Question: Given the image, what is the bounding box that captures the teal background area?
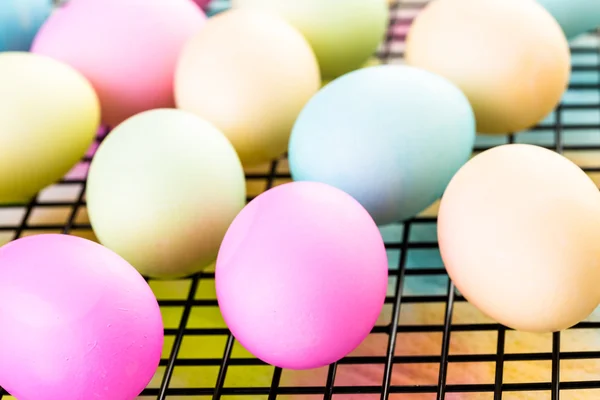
[0,0,53,51]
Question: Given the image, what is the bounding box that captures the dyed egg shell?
[0,234,164,400]
[192,0,211,9]
[175,9,320,166]
[0,52,99,204]
[405,0,570,134]
[438,144,600,333]
[0,0,53,51]
[87,109,246,279]
[31,0,206,127]
[216,181,388,370]
[231,0,389,79]
[288,65,476,226]
[536,0,600,40]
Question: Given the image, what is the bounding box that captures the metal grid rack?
[2,0,600,399]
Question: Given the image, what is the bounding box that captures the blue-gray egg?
[288,65,476,226]
[536,0,600,40]
[0,0,53,52]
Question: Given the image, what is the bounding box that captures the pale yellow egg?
[0,52,100,204]
[405,0,570,134]
[174,9,321,166]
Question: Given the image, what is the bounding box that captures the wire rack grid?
[3,0,600,399]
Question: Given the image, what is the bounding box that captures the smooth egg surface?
[0,234,164,400]
[216,181,388,370]
[405,0,571,134]
[175,8,321,166]
[86,109,246,279]
[536,0,600,40]
[438,144,600,333]
[0,51,99,204]
[31,0,206,127]
[289,65,476,226]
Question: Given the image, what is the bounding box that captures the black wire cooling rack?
[3,1,600,399]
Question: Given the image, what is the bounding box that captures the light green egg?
[86,109,246,279]
[0,52,100,204]
[231,0,389,79]
[536,0,600,40]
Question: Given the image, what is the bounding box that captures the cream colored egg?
[174,8,321,166]
[438,144,600,333]
[86,109,247,279]
[0,52,100,204]
[405,0,570,134]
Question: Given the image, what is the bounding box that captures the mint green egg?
[536,0,600,40]
[231,0,389,79]
[86,109,246,279]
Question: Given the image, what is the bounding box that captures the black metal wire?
[323,363,338,400]
[212,334,235,400]
[552,332,561,400]
[380,222,411,400]
[436,281,456,400]
[494,327,506,400]
[155,276,201,400]
[267,368,282,400]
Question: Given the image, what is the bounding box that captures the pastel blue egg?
[288,65,476,226]
[0,0,53,52]
[536,0,600,40]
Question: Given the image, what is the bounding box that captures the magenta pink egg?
[216,181,388,370]
[192,0,211,9]
[31,0,206,127]
[0,234,164,400]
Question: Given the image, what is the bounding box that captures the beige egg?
[174,9,321,166]
[404,0,570,134]
[438,144,600,333]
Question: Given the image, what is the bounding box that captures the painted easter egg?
[405,0,570,134]
[32,0,206,127]
[0,52,99,204]
[438,144,600,333]
[536,0,600,40]
[0,234,164,400]
[86,109,246,279]
[216,181,388,369]
[175,8,321,166]
[289,65,476,225]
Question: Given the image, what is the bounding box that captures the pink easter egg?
[216,181,388,370]
[0,234,164,400]
[192,0,211,9]
[31,0,206,127]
